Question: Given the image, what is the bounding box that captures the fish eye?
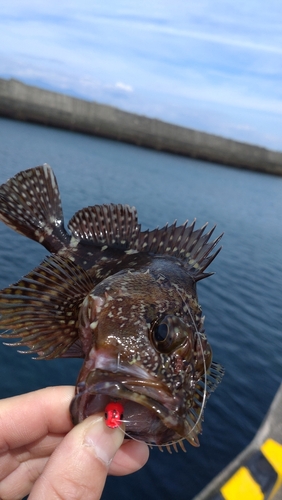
[154,323,168,342]
[151,321,172,353]
[150,316,190,354]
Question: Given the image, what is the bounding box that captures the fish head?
[70,264,218,448]
[0,166,224,450]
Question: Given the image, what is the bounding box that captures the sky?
[1,0,282,150]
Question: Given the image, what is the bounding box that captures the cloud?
[0,0,282,149]
[159,28,282,55]
[114,82,133,92]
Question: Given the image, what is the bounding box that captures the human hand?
[0,386,149,499]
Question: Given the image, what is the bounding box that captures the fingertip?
[29,414,125,500]
[109,440,150,476]
[83,415,125,466]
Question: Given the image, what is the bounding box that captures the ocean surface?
[0,116,281,499]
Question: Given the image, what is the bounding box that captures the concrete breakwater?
[1,78,282,176]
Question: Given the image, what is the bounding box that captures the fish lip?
[71,369,186,440]
[82,350,182,419]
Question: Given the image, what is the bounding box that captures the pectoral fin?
[0,255,94,359]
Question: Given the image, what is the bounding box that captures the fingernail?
[83,415,124,466]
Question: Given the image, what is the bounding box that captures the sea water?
[0,117,281,499]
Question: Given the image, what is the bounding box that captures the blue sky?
[1,0,282,150]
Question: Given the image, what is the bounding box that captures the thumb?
[29,414,124,500]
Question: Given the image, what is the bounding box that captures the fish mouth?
[70,369,199,446]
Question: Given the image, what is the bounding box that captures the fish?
[0,164,224,450]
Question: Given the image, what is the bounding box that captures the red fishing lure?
[105,402,124,428]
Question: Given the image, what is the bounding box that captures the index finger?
[0,386,75,452]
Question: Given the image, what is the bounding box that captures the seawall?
[1,78,282,176]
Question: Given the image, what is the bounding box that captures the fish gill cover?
[0,164,224,451]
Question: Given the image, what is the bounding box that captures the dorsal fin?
[68,204,141,250]
[0,164,70,252]
[69,207,222,279]
[135,221,223,280]
[0,255,94,359]
[0,166,222,278]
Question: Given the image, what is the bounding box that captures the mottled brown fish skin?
[0,164,224,450]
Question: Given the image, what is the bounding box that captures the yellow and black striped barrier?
[208,439,282,500]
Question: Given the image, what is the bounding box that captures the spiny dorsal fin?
[0,255,94,359]
[135,221,223,280]
[68,207,222,278]
[0,165,70,252]
[68,204,140,250]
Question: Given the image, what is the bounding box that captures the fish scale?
[0,164,224,448]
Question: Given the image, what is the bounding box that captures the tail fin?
[0,164,70,252]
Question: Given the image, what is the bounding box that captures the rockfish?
[0,165,224,450]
